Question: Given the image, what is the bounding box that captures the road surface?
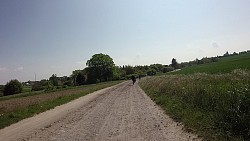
[0,81,200,141]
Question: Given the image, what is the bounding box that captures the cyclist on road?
[131,75,136,85]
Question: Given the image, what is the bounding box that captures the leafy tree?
[71,70,82,86]
[76,72,85,86]
[32,83,44,91]
[86,53,115,82]
[86,67,97,84]
[31,79,51,91]
[224,51,229,56]
[3,79,23,96]
[63,77,73,86]
[123,65,135,75]
[171,58,179,69]
[112,66,123,80]
[150,64,163,72]
[49,74,58,86]
[147,69,157,76]
[45,81,54,91]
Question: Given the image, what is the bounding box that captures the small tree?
[49,74,58,86]
[171,58,180,69]
[224,51,229,56]
[76,72,85,86]
[4,79,23,96]
[147,69,157,76]
[112,66,123,80]
[32,83,44,91]
[71,70,82,86]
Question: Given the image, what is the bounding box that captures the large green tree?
[3,79,23,96]
[86,53,115,82]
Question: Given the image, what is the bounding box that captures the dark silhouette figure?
[131,75,136,85]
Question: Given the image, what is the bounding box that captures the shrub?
[125,74,138,80]
[146,69,156,76]
[45,81,54,92]
[162,67,174,73]
[3,79,23,96]
[32,83,45,91]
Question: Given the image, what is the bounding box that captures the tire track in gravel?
[0,81,201,141]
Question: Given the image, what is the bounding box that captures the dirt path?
[0,81,200,141]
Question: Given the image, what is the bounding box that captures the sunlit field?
[172,52,250,74]
[139,69,250,140]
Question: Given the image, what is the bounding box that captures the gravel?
[0,81,201,141]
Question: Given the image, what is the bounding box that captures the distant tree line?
[1,50,249,96]
[27,53,177,92]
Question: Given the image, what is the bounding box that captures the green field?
[140,70,250,141]
[172,52,250,74]
[139,53,250,140]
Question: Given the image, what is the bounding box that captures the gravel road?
[0,81,200,141]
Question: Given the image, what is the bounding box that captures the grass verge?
[0,80,123,129]
[139,70,250,141]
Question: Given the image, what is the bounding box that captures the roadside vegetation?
[140,71,250,140]
[0,80,123,129]
[139,52,250,140]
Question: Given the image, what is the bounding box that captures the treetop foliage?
[3,79,23,96]
[86,53,115,82]
[86,53,114,68]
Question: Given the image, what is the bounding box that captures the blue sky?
[0,0,250,84]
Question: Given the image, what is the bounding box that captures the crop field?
[139,70,250,140]
[172,52,250,74]
[0,80,123,129]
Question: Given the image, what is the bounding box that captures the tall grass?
[139,69,250,140]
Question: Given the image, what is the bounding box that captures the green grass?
[22,86,32,93]
[172,53,250,74]
[0,80,123,129]
[139,70,250,141]
[0,90,46,101]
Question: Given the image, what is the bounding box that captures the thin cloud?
[134,53,142,61]
[0,67,8,72]
[14,67,24,71]
[76,61,83,65]
[211,41,219,48]
[50,65,62,69]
